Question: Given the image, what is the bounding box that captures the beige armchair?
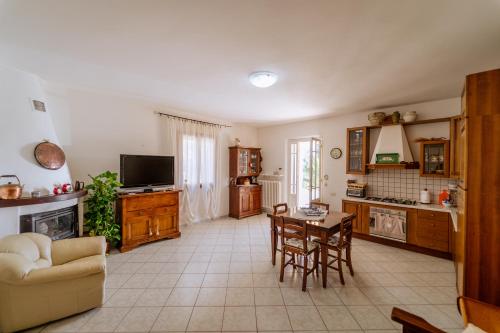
[0,233,106,333]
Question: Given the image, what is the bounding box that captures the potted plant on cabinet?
[84,171,122,253]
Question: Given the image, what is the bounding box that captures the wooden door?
[248,149,261,176]
[346,127,368,175]
[124,209,152,244]
[154,206,178,238]
[250,187,261,212]
[450,116,461,178]
[342,201,361,233]
[240,188,251,214]
[458,116,468,189]
[238,149,249,176]
[419,140,450,177]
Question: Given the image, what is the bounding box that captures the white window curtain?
[163,116,222,224]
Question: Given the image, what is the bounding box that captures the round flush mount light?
[249,71,278,88]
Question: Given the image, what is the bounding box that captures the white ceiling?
[1,0,500,126]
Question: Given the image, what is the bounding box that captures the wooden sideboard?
[229,184,262,219]
[117,190,181,252]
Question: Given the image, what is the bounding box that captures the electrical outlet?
[330,192,336,196]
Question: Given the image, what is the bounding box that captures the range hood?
[369,124,414,166]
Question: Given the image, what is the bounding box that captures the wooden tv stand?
[117,190,181,252]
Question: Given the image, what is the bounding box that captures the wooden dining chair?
[278,216,320,291]
[314,217,354,285]
[391,296,500,333]
[310,201,330,213]
[273,203,288,214]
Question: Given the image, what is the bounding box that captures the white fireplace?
[0,66,76,237]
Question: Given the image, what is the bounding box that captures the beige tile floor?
[24,214,463,333]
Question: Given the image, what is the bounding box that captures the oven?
[369,207,407,242]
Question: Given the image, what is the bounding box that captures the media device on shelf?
[119,154,175,193]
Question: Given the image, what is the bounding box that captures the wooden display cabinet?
[229,146,263,219]
[346,127,369,174]
[419,139,450,177]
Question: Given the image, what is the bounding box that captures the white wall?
[257,98,461,211]
[0,66,72,194]
[0,66,73,236]
[46,85,259,217]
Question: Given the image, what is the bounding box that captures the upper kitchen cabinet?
[229,147,262,178]
[419,139,450,177]
[346,127,369,174]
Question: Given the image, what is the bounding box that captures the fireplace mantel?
[0,190,87,208]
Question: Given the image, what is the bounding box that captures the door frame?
[287,137,322,208]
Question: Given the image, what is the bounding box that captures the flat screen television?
[120,154,174,188]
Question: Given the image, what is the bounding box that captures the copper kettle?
[0,175,23,199]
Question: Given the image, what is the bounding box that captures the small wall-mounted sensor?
[32,99,47,112]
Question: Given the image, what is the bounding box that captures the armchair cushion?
[51,236,106,265]
[0,233,51,267]
[22,255,106,285]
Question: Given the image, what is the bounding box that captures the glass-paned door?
[288,138,322,208]
[347,129,364,173]
[238,149,248,176]
[249,150,259,174]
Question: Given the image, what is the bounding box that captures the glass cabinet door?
[347,128,367,174]
[420,140,450,177]
[238,149,249,175]
[249,150,259,175]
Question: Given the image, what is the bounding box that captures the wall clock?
[330,147,342,159]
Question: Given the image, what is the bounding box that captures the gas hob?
[365,196,417,206]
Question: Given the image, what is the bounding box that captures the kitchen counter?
[342,197,458,231]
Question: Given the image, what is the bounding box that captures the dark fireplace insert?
[20,205,78,240]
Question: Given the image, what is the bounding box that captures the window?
[182,134,215,187]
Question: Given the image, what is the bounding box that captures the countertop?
[342,196,458,232]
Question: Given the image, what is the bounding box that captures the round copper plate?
[34,141,66,170]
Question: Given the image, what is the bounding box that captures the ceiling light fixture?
[249,71,278,88]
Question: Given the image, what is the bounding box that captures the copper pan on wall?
[34,140,66,170]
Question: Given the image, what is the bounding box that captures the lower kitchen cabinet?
[343,199,451,257]
[411,210,451,252]
[342,200,363,233]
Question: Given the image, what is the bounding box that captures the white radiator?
[259,179,282,212]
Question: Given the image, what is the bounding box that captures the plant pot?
[106,240,111,254]
[391,111,401,124]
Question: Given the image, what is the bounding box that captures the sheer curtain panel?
[163,116,222,224]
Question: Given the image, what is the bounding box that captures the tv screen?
[120,155,174,188]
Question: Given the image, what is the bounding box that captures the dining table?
[267,208,355,288]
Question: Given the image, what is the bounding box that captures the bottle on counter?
[438,189,449,207]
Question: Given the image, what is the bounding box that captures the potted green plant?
[84,171,122,252]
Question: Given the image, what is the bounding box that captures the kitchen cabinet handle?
[149,219,153,236]
[156,221,160,236]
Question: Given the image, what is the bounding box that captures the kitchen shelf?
[0,190,87,208]
[367,163,419,170]
[367,117,452,129]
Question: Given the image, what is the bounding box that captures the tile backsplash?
[355,169,457,203]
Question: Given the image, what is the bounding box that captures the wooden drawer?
[125,193,178,211]
[156,194,178,207]
[416,222,449,242]
[417,218,449,233]
[416,236,449,252]
[125,196,156,211]
[417,210,449,222]
[125,209,153,220]
[153,205,178,216]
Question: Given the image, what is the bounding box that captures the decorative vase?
[391,111,401,124]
